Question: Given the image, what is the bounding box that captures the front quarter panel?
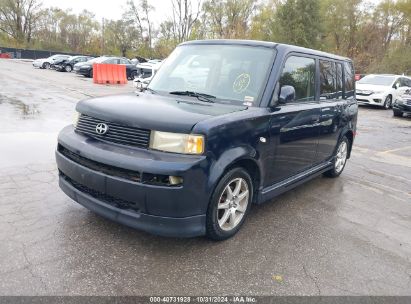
[193,107,272,193]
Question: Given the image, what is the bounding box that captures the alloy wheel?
[65,65,72,72]
[335,141,348,173]
[217,177,249,231]
[384,96,392,109]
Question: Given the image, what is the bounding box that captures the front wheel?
[43,62,50,69]
[383,95,392,109]
[323,136,349,178]
[206,168,253,241]
[65,65,72,72]
[129,71,137,80]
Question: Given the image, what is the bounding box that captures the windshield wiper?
[146,87,157,94]
[169,91,216,103]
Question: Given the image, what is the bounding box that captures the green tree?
[0,0,42,45]
[275,0,322,48]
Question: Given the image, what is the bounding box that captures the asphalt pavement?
[0,59,410,296]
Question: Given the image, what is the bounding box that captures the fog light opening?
[169,176,183,185]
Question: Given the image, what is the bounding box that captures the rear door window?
[343,62,355,99]
[279,56,316,102]
[320,60,337,100]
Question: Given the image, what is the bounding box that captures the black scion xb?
[56,40,358,240]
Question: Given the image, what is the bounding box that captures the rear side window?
[336,63,343,99]
[320,60,336,99]
[344,62,355,99]
[280,56,316,102]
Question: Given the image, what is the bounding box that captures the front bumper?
[75,68,91,76]
[393,101,411,113]
[356,94,386,106]
[32,61,43,68]
[56,126,210,237]
[59,173,206,237]
[54,64,64,71]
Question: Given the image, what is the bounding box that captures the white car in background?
[32,54,70,69]
[356,74,411,109]
[133,61,162,90]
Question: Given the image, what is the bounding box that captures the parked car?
[356,74,411,109]
[74,56,137,79]
[133,61,162,90]
[32,54,71,69]
[355,74,366,81]
[54,56,94,72]
[56,40,358,240]
[130,56,148,65]
[392,87,411,117]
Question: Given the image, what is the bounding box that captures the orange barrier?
[0,53,11,59]
[93,63,127,85]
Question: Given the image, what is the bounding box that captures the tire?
[129,71,137,80]
[65,65,72,72]
[42,62,50,69]
[89,70,93,78]
[206,167,253,241]
[383,95,392,109]
[393,109,403,117]
[323,136,349,178]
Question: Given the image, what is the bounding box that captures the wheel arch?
[342,129,354,159]
[208,146,263,204]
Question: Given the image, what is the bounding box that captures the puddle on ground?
[0,94,40,118]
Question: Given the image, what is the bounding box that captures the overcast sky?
[41,0,382,26]
[41,0,176,25]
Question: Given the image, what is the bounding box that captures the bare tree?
[0,0,42,43]
[123,0,154,49]
[171,0,202,42]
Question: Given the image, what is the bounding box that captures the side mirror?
[394,83,400,89]
[279,85,296,104]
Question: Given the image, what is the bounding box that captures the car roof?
[180,39,351,62]
[363,74,411,79]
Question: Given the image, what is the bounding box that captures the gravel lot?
[0,59,410,296]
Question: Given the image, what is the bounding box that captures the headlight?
[73,111,80,127]
[150,131,204,154]
[396,98,405,105]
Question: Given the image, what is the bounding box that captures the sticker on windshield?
[233,73,251,93]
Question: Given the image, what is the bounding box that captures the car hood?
[76,93,248,133]
[356,83,390,93]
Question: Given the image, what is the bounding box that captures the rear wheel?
[383,95,392,109]
[393,109,403,117]
[323,136,349,178]
[129,71,137,80]
[65,65,72,72]
[206,168,253,241]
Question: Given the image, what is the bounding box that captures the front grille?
[60,171,140,212]
[58,145,181,187]
[58,145,141,182]
[76,114,151,148]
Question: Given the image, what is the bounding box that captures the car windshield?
[358,75,395,86]
[148,44,275,106]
